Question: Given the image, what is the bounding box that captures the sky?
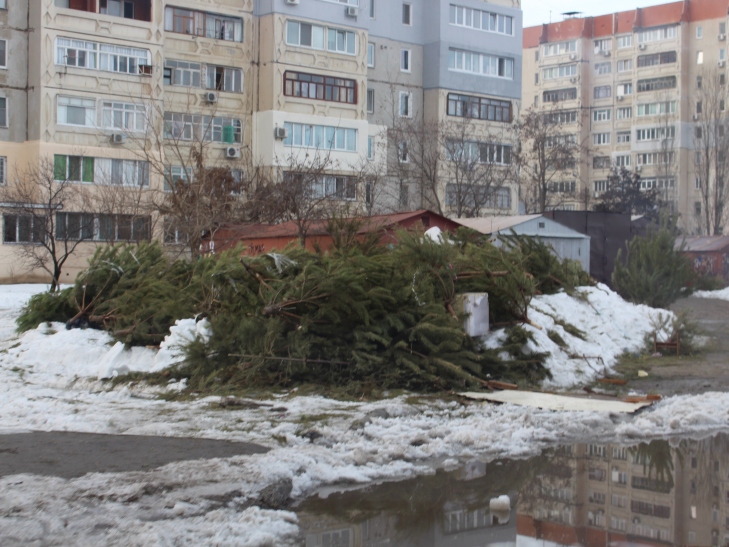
[521,0,674,28]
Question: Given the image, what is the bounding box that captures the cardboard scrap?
[460,390,655,414]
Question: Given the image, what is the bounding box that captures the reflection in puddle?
[297,433,729,546]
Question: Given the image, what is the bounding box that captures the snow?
[694,286,729,301]
[0,283,728,545]
[484,283,674,389]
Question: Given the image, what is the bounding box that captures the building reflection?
[297,434,729,547]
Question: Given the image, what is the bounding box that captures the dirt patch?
[625,296,729,396]
[0,431,269,479]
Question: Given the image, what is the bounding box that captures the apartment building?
[522,0,729,233]
[0,0,522,283]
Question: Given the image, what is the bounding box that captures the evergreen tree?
[594,167,660,218]
[612,213,695,308]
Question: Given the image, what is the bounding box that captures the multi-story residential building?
[0,0,522,283]
[522,0,729,233]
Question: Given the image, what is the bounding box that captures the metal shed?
[679,236,729,282]
[458,215,591,272]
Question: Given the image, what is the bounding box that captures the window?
[593,109,611,122]
[308,175,356,200]
[398,141,409,163]
[205,65,243,92]
[534,73,539,85]
[697,51,704,65]
[447,93,511,122]
[449,48,514,79]
[3,214,44,244]
[543,110,577,124]
[593,156,611,169]
[54,155,95,182]
[0,157,5,185]
[101,101,145,132]
[55,38,97,69]
[617,35,632,48]
[617,59,632,72]
[163,60,202,87]
[366,89,374,113]
[594,180,608,196]
[696,126,703,139]
[637,51,677,68]
[637,76,676,92]
[446,185,511,209]
[446,140,512,165]
[616,107,632,119]
[697,25,703,39]
[593,132,611,145]
[594,85,611,99]
[369,0,374,18]
[0,0,5,9]
[164,7,243,42]
[286,21,325,49]
[721,48,726,61]
[367,43,375,67]
[164,113,242,143]
[284,70,357,104]
[367,136,374,159]
[99,43,150,74]
[448,4,514,36]
[548,181,576,193]
[616,131,631,143]
[638,26,677,43]
[164,165,193,191]
[163,218,189,245]
[94,158,149,186]
[0,39,5,68]
[542,64,577,80]
[543,88,577,103]
[542,40,576,56]
[615,154,631,167]
[402,2,411,25]
[401,49,411,72]
[399,91,412,117]
[722,22,727,35]
[57,213,149,242]
[327,28,356,55]
[594,62,612,75]
[57,96,95,126]
[637,101,676,116]
[697,75,703,89]
[636,126,675,141]
[0,97,6,127]
[616,82,633,96]
[283,122,357,152]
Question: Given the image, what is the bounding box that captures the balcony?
[54,0,151,23]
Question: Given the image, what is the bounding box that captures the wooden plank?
[598,378,628,385]
[460,391,654,414]
[487,380,519,391]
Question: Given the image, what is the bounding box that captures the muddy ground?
[617,296,729,396]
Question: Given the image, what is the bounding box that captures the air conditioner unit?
[616,95,624,101]
[720,60,726,68]
[638,43,647,50]
[274,126,289,140]
[569,77,578,83]
[569,53,577,60]
[345,6,358,17]
[138,64,153,76]
[205,91,218,103]
[110,133,125,144]
[285,0,300,4]
[720,33,726,41]
[601,50,611,57]
[225,146,241,159]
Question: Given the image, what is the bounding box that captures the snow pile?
[485,283,674,389]
[694,287,729,301]
[0,283,52,310]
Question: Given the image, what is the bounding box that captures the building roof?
[523,0,729,48]
[680,235,729,252]
[458,215,542,233]
[215,210,460,240]
[458,215,589,239]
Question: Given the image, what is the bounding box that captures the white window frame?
[399,91,413,118]
[367,42,375,67]
[448,4,514,36]
[593,132,611,145]
[327,27,357,55]
[616,106,632,119]
[616,34,632,49]
[696,25,703,39]
[282,122,358,152]
[450,48,514,79]
[616,131,631,143]
[542,40,576,57]
[617,59,632,72]
[285,21,326,51]
[57,96,96,127]
[594,62,612,75]
[401,49,411,72]
[542,64,577,80]
[593,109,611,122]
[101,101,146,132]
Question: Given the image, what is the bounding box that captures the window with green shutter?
[82,157,94,182]
[54,155,67,181]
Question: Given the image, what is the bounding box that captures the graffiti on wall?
[693,254,717,277]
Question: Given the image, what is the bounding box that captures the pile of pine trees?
[19,229,591,392]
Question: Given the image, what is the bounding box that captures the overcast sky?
[521,0,672,28]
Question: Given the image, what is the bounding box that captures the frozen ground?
[695,286,729,301]
[1,284,728,545]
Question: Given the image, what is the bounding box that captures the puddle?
[297,432,729,546]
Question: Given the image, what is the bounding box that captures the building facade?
[522,0,729,233]
[0,0,522,283]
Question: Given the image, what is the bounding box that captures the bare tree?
[693,68,729,235]
[512,105,584,213]
[0,158,94,291]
